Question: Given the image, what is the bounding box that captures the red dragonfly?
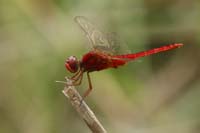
[62,16,183,99]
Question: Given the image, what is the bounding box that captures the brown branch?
[62,81,107,133]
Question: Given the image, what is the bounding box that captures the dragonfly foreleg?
[70,69,82,80]
[65,69,84,86]
[71,71,83,86]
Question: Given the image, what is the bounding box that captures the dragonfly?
[61,16,183,99]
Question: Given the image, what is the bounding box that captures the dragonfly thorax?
[65,56,80,73]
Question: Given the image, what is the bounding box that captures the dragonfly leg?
[71,71,83,86]
[65,69,84,86]
[70,69,82,80]
[82,72,92,99]
[65,69,82,82]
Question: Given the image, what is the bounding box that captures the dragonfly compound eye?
[65,56,79,73]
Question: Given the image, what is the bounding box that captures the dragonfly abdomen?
[113,43,183,61]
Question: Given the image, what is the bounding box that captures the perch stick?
[62,80,107,133]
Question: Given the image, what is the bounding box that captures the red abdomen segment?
[113,43,183,61]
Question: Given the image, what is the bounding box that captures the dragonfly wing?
[74,16,111,52]
[106,32,130,54]
[75,16,130,55]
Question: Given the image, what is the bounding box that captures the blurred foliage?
[0,0,200,133]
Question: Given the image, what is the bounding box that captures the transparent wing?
[106,32,130,54]
[74,16,130,54]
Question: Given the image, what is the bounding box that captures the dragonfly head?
[65,56,80,73]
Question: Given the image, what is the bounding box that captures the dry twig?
[62,80,107,133]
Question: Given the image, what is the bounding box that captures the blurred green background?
[0,0,200,133]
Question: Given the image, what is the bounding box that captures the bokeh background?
[0,0,200,133]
